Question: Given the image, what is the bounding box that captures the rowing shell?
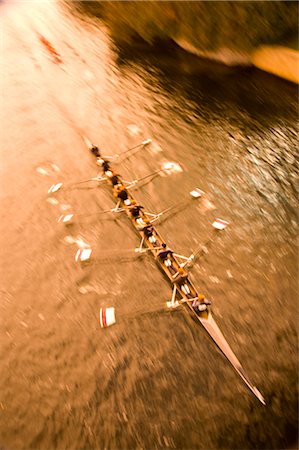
[85,139,265,405]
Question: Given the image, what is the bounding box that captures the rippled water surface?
[1,1,298,449]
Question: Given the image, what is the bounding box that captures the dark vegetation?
[74,1,298,57]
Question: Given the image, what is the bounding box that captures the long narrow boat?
[85,141,265,405]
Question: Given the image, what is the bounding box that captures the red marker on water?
[39,34,62,64]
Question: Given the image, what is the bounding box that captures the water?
[1,1,298,449]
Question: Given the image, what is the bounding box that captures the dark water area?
[1,1,298,449]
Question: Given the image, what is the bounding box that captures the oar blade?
[58,214,74,224]
[161,161,183,176]
[75,248,92,263]
[212,218,229,230]
[48,183,63,194]
[100,307,116,328]
[141,138,152,146]
[190,188,205,198]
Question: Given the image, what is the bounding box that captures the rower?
[97,158,111,174]
[130,202,144,218]
[181,283,191,296]
[143,224,154,238]
[136,216,150,229]
[161,256,176,277]
[143,224,157,244]
[173,267,188,283]
[116,186,131,206]
[192,294,211,313]
[157,243,173,260]
[111,174,120,186]
[90,145,101,158]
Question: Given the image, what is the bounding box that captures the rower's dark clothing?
[91,146,101,157]
[111,175,119,186]
[131,205,144,218]
[175,274,188,285]
[118,189,128,201]
[102,160,110,172]
[157,248,173,260]
[143,225,154,238]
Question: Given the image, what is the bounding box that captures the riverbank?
[174,38,299,84]
[251,45,299,84]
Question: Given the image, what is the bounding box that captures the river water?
[1,1,298,449]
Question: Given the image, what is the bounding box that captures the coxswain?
[192,294,211,313]
[157,243,173,260]
[90,145,101,158]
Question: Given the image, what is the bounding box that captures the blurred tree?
[74,1,298,60]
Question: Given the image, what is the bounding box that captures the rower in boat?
[174,268,192,296]
[157,243,173,260]
[173,267,188,283]
[114,185,131,206]
[143,224,157,245]
[111,173,120,186]
[129,201,144,218]
[97,158,111,174]
[135,216,150,229]
[90,145,101,158]
[192,294,211,312]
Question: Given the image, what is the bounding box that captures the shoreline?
[175,38,299,84]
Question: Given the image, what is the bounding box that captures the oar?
[126,161,183,189]
[180,218,230,269]
[76,244,165,264]
[58,188,203,225]
[48,175,106,194]
[58,206,125,224]
[146,188,205,223]
[99,290,206,328]
[83,137,152,161]
[99,304,176,328]
[113,139,152,160]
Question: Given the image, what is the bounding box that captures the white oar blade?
[142,138,152,146]
[48,183,62,194]
[74,238,90,249]
[161,162,183,175]
[150,141,162,154]
[47,197,59,206]
[99,307,116,328]
[75,248,92,262]
[51,164,60,173]
[190,188,205,198]
[64,235,76,244]
[36,167,49,176]
[166,300,180,309]
[60,203,72,211]
[212,218,229,230]
[58,214,74,224]
[127,124,142,136]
